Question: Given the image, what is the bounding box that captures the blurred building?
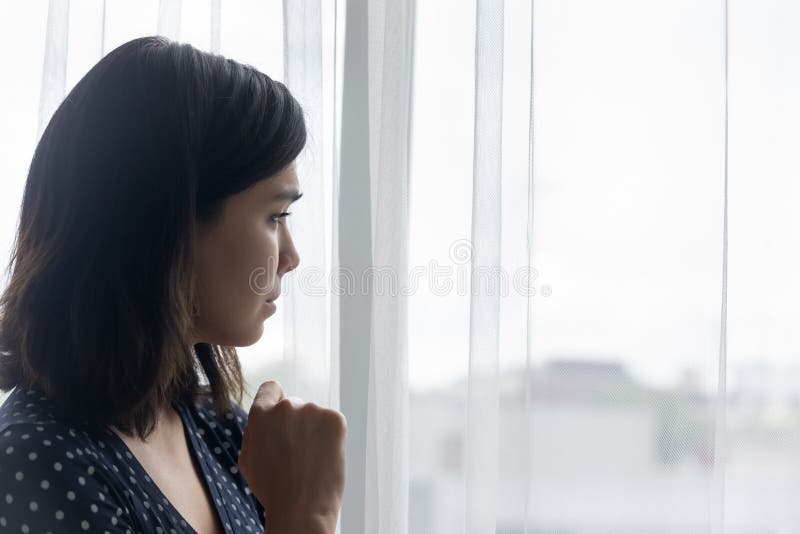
[410,357,800,533]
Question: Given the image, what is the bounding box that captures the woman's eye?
[269,212,292,226]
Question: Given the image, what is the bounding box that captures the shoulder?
[0,385,57,432]
[0,387,139,532]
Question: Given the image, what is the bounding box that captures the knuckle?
[323,409,347,433]
[300,401,319,411]
[274,398,294,411]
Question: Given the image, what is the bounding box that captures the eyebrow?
[273,190,304,203]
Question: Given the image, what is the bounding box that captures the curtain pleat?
[465,0,504,533]
[157,0,181,41]
[523,1,536,530]
[328,0,343,442]
[364,0,415,531]
[210,0,221,54]
[281,0,332,408]
[337,0,373,531]
[711,0,730,532]
[100,0,107,57]
[37,0,70,141]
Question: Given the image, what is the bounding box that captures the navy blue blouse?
[0,384,266,533]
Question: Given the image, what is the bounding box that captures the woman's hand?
[238,380,347,534]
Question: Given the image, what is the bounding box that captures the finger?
[284,395,305,407]
[254,380,285,409]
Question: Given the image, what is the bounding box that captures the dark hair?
[0,36,306,439]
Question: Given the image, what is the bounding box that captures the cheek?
[250,231,281,288]
[233,227,283,307]
[197,225,279,314]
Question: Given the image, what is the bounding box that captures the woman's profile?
[0,36,346,534]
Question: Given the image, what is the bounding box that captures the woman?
[0,36,345,534]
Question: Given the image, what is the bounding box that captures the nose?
[278,230,300,276]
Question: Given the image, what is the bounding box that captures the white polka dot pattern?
[0,385,266,533]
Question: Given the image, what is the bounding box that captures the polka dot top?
[0,384,266,533]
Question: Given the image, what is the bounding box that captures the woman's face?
[189,162,301,347]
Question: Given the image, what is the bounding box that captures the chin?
[210,306,272,347]
[203,321,265,348]
[231,335,263,349]
[236,323,266,347]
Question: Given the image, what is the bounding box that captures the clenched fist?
[237,380,347,534]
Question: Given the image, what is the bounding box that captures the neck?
[110,403,183,444]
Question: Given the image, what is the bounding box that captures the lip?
[264,300,277,313]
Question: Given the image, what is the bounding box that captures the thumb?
[252,380,285,410]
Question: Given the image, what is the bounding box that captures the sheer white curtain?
[408,0,800,532]
[3,1,800,533]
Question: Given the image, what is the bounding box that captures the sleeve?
[0,426,139,533]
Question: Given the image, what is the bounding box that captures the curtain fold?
[209,0,221,54]
[157,0,181,41]
[37,0,70,141]
[711,1,730,532]
[522,0,536,528]
[465,0,504,533]
[364,0,415,532]
[282,0,331,409]
[337,0,372,531]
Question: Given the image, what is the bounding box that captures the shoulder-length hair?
[0,36,306,439]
